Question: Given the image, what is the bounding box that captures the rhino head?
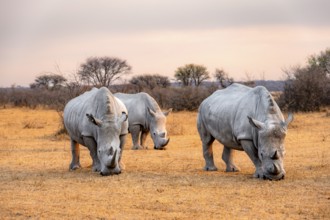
[147,107,172,150]
[87,112,127,176]
[248,113,293,180]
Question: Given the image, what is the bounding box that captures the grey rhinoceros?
[114,92,172,150]
[197,83,293,180]
[64,87,128,176]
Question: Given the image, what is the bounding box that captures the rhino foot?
[69,163,81,171]
[131,145,145,150]
[204,166,218,171]
[92,164,101,172]
[253,169,265,179]
[225,165,240,172]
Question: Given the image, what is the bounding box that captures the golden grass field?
[0,107,329,219]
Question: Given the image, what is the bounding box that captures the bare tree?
[30,73,67,90]
[175,64,209,86]
[77,56,131,87]
[65,71,91,100]
[242,72,255,87]
[214,68,233,88]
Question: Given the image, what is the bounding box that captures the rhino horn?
[109,150,117,168]
[164,138,170,146]
[271,150,279,160]
[107,147,114,156]
[273,164,279,174]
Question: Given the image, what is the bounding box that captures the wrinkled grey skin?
[64,87,128,176]
[114,92,172,150]
[197,83,293,180]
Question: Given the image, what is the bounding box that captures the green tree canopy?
[175,64,210,86]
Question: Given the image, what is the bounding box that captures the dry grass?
[0,108,329,219]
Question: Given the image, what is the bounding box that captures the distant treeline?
[1,48,329,112]
[1,75,329,113]
[0,83,218,112]
[0,78,318,113]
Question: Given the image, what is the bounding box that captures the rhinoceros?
[197,83,293,180]
[64,87,128,176]
[114,92,172,150]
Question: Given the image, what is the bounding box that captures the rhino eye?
[260,153,263,159]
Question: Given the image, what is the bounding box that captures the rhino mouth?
[264,173,285,181]
[154,138,170,150]
[100,168,121,176]
[154,146,166,150]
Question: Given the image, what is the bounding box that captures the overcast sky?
[1,0,330,87]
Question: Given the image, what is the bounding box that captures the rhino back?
[199,83,281,146]
[115,92,161,127]
[64,87,123,143]
[64,88,99,142]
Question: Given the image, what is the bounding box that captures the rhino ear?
[147,107,156,117]
[285,112,294,127]
[247,116,265,130]
[163,108,172,116]
[86,114,102,127]
[119,112,128,123]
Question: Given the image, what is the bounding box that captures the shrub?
[279,49,330,112]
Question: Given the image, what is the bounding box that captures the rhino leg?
[240,140,263,179]
[130,125,144,150]
[198,118,217,171]
[119,134,126,169]
[69,139,81,170]
[201,134,217,171]
[222,146,240,172]
[140,130,149,149]
[83,136,101,172]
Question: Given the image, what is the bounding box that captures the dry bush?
[1,84,215,112]
[22,121,45,129]
[280,49,330,111]
[143,85,217,111]
[111,85,217,111]
[324,108,330,117]
[129,74,170,91]
[270,91,282,102]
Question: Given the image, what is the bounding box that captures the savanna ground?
[0,108,329,219]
